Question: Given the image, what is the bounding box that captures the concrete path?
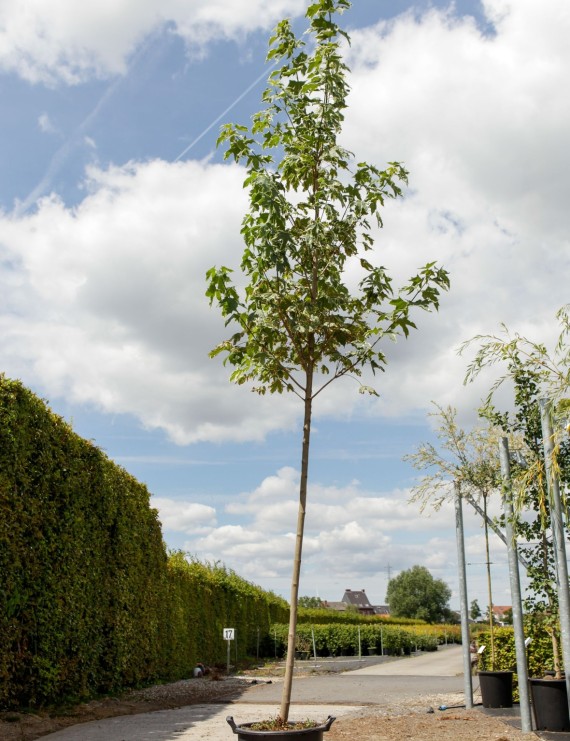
[346,643,464,676]
[41,645,470,741]
[39,703,356,741]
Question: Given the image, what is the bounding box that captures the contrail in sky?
[14,43,276,216]
[174,61,277,162]
[13,33,161,218]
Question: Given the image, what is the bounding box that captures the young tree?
[484,366,570,677]
[206,0,449,722]
[405,404,507,664]
[386,565,452,623]
[470,598,482,621]
[462,308,570,677]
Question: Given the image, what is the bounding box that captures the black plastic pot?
[227,715,335,740]
[478,670,513,708]
[529,677,570,731]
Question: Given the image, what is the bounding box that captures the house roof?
[373,605,390,615]
[492,605,512,615]
[342,589,373,609]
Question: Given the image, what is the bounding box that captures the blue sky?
[1,0,569,610]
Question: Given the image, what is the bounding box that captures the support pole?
[454,481,473,709]
[499,437,532,733]
[539,399,570,716]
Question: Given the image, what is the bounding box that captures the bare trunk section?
[279,367,314,722]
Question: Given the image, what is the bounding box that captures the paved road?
[42,645,472,741]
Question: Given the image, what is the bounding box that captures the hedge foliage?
[297,609,428,626]
[271,621,459,657]
[476,617,565,702]
[0,376,287,709]
[477,618,563,679]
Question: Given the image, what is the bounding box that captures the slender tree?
[461,308,570,677]
[470,598,482,621]
[405,404,505,665]
[206,0,449,722]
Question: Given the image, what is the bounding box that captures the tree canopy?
[386,565,452,623]
[298,596,324,609]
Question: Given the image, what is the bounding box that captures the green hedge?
[297,609,428,626]
[478,618,563,679]
[0,376,288,709]
[476,618,565,702]
[270,622,443,657]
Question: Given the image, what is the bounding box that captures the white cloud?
[339,0,570,416]
[38,113,59,134]
[0,158,306,443]
[1,1,569,447]
[168,466,513,606]
[152,497,216,533]
[0,0,305,84]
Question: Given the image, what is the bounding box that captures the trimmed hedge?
[270,621,456,657]
[297,609,429,626]
[478,618,563,679]
[476,618,565,702]
[0,376,288,709]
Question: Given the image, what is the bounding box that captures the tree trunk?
[279,369,314,722]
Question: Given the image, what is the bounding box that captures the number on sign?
[223,628,235,640]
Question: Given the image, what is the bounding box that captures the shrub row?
[477,619,562,679]
[297,609,428,626]
[270,622,456,657]
[0,376,288,709]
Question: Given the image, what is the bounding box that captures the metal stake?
[454,481,473,709]
[499,437,532,733]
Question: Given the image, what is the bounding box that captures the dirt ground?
[0,668,529,741]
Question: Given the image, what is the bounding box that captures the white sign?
[223,628,235,641]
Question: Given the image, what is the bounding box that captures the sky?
[1,0,569,612]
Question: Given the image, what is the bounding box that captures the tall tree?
[206,0,449,722]
[386,565,452,623]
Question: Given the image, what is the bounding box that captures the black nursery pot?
[529,677,570,732]
[227,716,336,740]
[478,670,513,708]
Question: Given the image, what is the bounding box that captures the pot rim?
[226,715,336,736]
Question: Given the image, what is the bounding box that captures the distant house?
[373,605,390,616]
[492,605,512,625]
[341,588,376,615]
[323,591,390,617]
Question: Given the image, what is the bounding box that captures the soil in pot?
[478,670,513,708]
[529,677,570,732]
[227,715,335,740]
